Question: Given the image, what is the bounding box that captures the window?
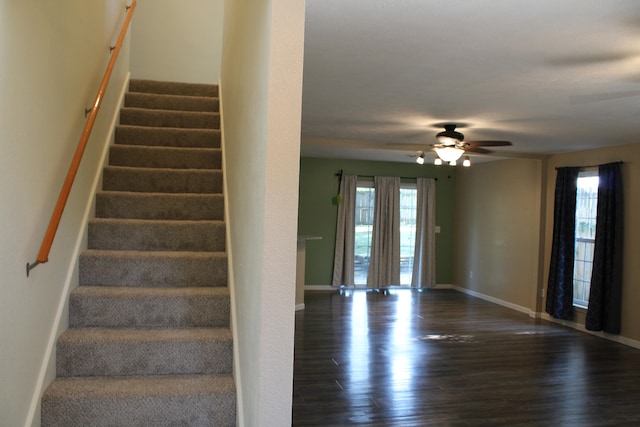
[573,171,598,308]
[353,182,417,285]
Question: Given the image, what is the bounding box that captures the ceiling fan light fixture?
[463,156,471,167]
[434,146,465,162]
[436,124,464,145]
[436,135,460,145]
[434,157,442,165]
[416,152,425,165]
[449,160,457,166]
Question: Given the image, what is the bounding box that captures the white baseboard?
[304,284,453,291]
[301,283,640,350]
[25,74,131,427]
[539,313,640,350]
[449,285,640,350]
[450,285,535,317]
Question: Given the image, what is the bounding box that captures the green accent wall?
[297,157,456,286]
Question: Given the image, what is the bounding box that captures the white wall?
[130,0,224,84]
[221,0,305,425]
[0,1,131,426]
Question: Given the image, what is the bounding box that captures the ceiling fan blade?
[465,147,493,154]
[569,89,640,104]
[465,140,512,148]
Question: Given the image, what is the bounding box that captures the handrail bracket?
[26,261,42,277]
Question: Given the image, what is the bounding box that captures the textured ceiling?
[301,0,640,164]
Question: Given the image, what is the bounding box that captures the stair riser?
[103,167,222,194]
[89,221,225,252]
[120,108,220,129]
[79,253,227,287]
[95,193,224,221]
[69,291,230,328]
[42,390,235,427]
[109,145,221,170]
[115,125,221,148]
[129,79,219,97]
[125,92,219,112]
[57,339,232,377]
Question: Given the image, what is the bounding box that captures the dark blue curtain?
[546,167,580,320]
[586,162,623,334]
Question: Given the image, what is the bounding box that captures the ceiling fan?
[431,124,512,164]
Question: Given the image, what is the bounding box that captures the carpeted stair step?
[95,191,224,220]
[56,327,232,377]
[102,166,222,194]
[88,219,225,252]
[115,125,220,148]
[109,144,221,169]
[129,79,218,97]
[69,286,230,328]
[120,107,219,129]
[124,92,219,112]
[79,250,227,287]
[41,78,234,426]
[42,374,235,427]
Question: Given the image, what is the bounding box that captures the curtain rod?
[555,161,623,170]
[335,171,438,181]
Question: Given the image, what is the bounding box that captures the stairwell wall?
[221,0,305,425]
[130,0,224,84]
[0,2,131,426]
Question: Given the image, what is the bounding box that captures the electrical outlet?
[541,288,545,298]
[469,271,473,279]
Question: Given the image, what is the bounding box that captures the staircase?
[41,80,235,426]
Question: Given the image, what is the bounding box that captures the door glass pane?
[399,187,417,285]
[354,186,374,285]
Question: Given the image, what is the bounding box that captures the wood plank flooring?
[292,289,640,426]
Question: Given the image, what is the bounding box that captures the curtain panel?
[331,175,357,287]
[586,162,623,334]
[411,178,436,288]
[367,176,401,287]
[546,167,580,320]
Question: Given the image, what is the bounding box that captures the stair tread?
[116,124,221,133]
[105,165,220,173]
[59,327,232,343]
[89,218,224,225]
[126,92,219,102]
[122,106,219,112]
[44,374,234,398]
[98,190,222,197]
[129,79,219,97]
[73,285,229,297]
[112,144,220,153]
[82,249,226,257]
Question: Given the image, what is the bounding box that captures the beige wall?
[454,158,544,312]
[221,0,305,425]
[131,0,224,83]
[0,1,131,425]
[454,142,640,345]
[543,143,640,342]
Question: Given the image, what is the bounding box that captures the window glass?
[573,172,598,308]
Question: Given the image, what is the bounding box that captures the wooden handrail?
[27,0,137,277]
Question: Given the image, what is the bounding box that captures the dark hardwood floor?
[292,289,640,426]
